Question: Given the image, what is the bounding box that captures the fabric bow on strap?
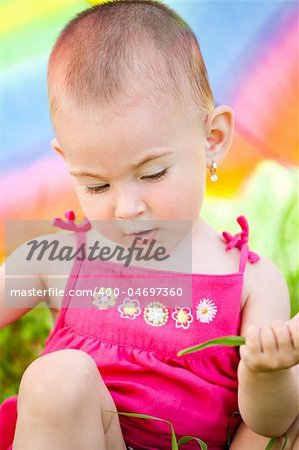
[53,210,91,233]
[222,215,260,264]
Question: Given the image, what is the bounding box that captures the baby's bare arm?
[230,418,299,450]
[229,421,273,449]
[0,230,78,329]
[0,244,47,329]
[238,257,299,436]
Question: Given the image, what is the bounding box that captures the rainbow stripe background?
[1,0,298,257]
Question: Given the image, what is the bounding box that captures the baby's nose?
[114,188,146,219]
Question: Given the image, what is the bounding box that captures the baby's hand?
[240,313,299,372]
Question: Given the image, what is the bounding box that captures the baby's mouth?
[126,228,159,241]
[128,228,158,235]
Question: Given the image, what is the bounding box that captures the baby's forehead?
[53,95,180,141]
[52,82,201,135]
[52,91,206,164]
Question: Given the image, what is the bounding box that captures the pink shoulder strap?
[53,210,91,247]
[222,215,260,273]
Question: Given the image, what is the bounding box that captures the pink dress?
[0,213,260,450]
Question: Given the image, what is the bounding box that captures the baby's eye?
[84,184,109,194]
[141,168,168,181]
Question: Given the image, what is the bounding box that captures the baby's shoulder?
[5,229,78,278]
[242,254,290,312]
[193,221,288,312]
[192,221,241,275]
[29,229,78,276]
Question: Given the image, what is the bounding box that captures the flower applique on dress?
[118,298,141,320]
[196,298,217,324]
[171,307,194,329]
[92,287,118,309]
[144,301,169,327]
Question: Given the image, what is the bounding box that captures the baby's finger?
[287,315,299,350]
[244,325,262,353]
[240,325,262,368]
[260,326,277,354]
[271,320,292,352]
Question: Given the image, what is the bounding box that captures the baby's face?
[52,94,208,247]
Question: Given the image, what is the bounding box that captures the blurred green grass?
[0,307,52,402]
[1,160,298,403]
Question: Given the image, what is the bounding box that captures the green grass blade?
[264,434,288,450]
[108,411,178,450]
[265,438,278,450]
[281,434,288,449]
[177,435,208,449]
[177,336,246,356]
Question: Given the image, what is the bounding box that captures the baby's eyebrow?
[69,151,173,178]
[69,170,105,178]
[132,151,173,168]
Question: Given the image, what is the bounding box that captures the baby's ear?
[204,105,234,164]
[51,138,65,159]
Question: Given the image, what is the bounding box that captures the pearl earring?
[209,160,218,182]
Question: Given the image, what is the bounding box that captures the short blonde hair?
[48,0,214,123]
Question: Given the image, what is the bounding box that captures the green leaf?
[281,434,288,449]
[264,434,288,450]
[265,438,278,450]
[177,336,246,356]
[108,411,178,450]
[177,435,208,449]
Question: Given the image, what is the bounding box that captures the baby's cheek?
[181,182,204,219]
[75,191,110,221]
